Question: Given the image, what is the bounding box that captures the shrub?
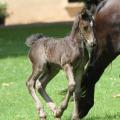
[0,0,7,18]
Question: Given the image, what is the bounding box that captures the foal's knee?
[26,80,35,92]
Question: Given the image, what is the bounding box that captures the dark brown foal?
[25,8,96,120]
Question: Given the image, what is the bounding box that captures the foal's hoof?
[54,109,63,118]
[40,116,46,120]
[71,115,80,120]
[39,111,46,120]
[55,118,61,120]
[41,118,46,120]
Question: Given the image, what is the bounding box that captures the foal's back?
[29,36,82,67]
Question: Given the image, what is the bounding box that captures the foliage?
[0,0,7,18]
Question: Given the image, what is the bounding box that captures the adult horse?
[77,0,120,118]
[86,0,104,13]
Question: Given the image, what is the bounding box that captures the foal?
[25,9,95,120]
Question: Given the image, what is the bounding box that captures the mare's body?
[78,0,120,118]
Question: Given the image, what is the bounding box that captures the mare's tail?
[25,33,44,47]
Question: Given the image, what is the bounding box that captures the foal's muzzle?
[90,37,96,47]
[90,41,96,47]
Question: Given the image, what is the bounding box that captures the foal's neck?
[67,33,84,49]
[69,16,80,41]
[69,17,83,46]
[69,22,82,45]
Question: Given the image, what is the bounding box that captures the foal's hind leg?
[55,64,76,118]
[26,64,46,120]
[35,67,60,119]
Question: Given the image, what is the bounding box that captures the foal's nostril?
[91,42,96,47]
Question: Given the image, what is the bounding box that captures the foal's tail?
[25,33,44,47]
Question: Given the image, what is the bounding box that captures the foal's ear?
[81,9,88,20]
[81,9,93,20]
[81,8,86,16]
[77,3,87,18]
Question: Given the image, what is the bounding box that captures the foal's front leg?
[72,72,83,120]
[55,64,76,118]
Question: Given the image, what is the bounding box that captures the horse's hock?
[5,0,85,25]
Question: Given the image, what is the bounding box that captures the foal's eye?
[84,26,88,31]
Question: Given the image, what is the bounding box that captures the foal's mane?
[69,2,87,40]
[70,8,93,41]
[70,15,81,40]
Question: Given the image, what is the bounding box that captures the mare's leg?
[35,67,60,118]
[55,64,76,118]
[26,63,46,120]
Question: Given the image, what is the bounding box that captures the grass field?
[0,23,120,120]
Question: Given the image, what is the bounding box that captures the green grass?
[0,23,120,120]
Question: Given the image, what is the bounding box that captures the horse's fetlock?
[69,83,76,93]
[74,94,80,101]
[36,80,42,90]
[71,115,79,120]
[60,103,66,110]
[26,80,33,88]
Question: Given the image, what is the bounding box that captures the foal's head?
[72,9,96,48]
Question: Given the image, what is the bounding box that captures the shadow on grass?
[0,21,72,59]
[86,112,120,120]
